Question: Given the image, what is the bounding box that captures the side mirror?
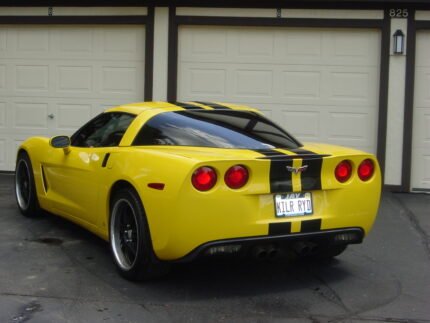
[50,136,71,154]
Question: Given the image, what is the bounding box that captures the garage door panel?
[14,102,49,131]
[422,155,430,187]
[282,71,321,99]
[16,65,49,92]
[0,30,5,51]
[57,66,93,93]
[0,65,5,90]
[416,32,430,66]
[329,72,371,101]
[0,139,6,169]
[179,65,227,98]
[16,28,50,54]
[412,152,430,188]
[282,110,320,140]
[235,69,273,97]
[0,102,5,128]
[333,31,377,59]
[102,28,145,56]
[178,26,380,154]
[55,29,93,55]
[413,69,430,106]
[181,27,228,59]
[413,109,430,146]
[331,32,380,66]
[412,31,430,190]
[56,104,92,132]
[327,111,372,140]
[181,64,378,106]
[0,25,146,171]
[237,30,275,58]
[285,30,322,57]
[101,66,142,95]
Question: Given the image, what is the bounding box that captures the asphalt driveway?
[0,173,429,323]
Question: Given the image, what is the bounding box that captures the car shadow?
[19,209,351,302]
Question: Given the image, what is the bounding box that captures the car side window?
[71,113,135,147]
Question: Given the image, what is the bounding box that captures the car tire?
[109,187,170,281]
[15,152,41,217]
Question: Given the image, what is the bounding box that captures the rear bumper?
[171,227,364,263]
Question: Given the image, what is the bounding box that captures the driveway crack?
[392,194,430,261]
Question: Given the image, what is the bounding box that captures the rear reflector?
[148,183,165,190]
[333,232,361,243]
[205,244,242,255]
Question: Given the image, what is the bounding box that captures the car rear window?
[132,110,300,149]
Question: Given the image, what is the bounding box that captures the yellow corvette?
[15,101,381,281]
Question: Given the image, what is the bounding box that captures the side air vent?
[41,165,48,193]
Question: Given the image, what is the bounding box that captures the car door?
[44,112,135,226]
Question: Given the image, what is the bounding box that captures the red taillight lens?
[192,166,217,191]
[358,159,375,181]
[335,160,352,183]
[225,165,249,189]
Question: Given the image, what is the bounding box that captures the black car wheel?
[109,187,169,281]
[15,152,41,217]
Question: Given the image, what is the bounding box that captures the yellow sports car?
[15,101,381,281]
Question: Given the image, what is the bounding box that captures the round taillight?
[225,165,249,189]
[335,160,352,183]
[358,159,374,181]
[192,166,217,191]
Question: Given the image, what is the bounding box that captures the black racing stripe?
[301,158,323,191]
[255,149,287,157]
[168,101,204,110]
[253,149,293,193]
[102,153,110,168]
[269,222,292,236]
[301,219,322,233]
[270,159,293,192]
[192,101,232,110]
[290,148,317,155]
[291,148,324,190]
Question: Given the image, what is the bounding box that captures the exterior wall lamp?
[393,29,405,55]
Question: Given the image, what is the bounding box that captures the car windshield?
[132,110,301,149]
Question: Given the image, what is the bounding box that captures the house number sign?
[389,9,409,18]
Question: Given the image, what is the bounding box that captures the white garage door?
[0,25,146,171]
[178,26,381,154]
[411,31,430,190]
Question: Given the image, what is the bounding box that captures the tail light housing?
[358,159,375,181]
[225,165,249,189]
[335,160,352,183]
[192,166,217,191]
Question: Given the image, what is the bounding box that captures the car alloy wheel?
[110,198,140,271]
[16,158,31,211]
[15,152,41,217]
[109,187,170,281]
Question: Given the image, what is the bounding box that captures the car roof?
[106,101,261,115]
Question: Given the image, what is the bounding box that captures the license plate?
[275,193,313,217]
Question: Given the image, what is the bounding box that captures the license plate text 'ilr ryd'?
[275,193,313,217]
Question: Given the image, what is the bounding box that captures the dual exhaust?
[253,245,279,260]
[204,231,360,259]
[252,242,318,259]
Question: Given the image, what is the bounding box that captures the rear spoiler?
[257,154,331,160]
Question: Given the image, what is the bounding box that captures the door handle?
[48,114,55,119]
